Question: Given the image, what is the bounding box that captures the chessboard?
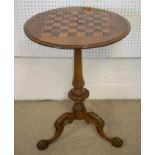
[24,7,131,49]
[43,7,110,37]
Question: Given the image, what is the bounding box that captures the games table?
[24,7,131,150]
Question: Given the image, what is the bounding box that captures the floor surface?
[15,100,141,155]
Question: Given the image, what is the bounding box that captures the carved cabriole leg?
[85,112,123,148]
[37,112,74,150]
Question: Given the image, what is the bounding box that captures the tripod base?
[37,103,123,150]
[37,49,123,150]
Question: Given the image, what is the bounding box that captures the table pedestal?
[37,49,123,150]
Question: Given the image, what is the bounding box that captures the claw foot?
[37,139,49,150]
[110,137,123,148]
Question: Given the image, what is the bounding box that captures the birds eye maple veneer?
[24,7,131,150]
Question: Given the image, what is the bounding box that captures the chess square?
[85,28,94,33]
[69,24,77,29]
[77,29,84,32]
[60,28,68,33]
[93,25,102,29]
[86,17,94,22]
[60,25,68,32]
[71,11,79,15]
[94,32,102,36]
[51,31,59,37]
[52,25,60,30]
[56,11,64,16]
[87,22,94,26]
[62,20,70,24]
[45,22,53,27]
[93,13,101,18]
[77,26,85,32]
[102,28,110,33]
[69,22,78,26]
[102,16,109,22]
[54,17,62,22]
[78,12,86,17]
[78,19,86,24]
[76,32,85,37]
[63,13,70,17]
[70,18,78,23]
[68,32,77,36]
[53,22,61,27]
[47,14,56,19]
[93,21,103,26]
[85,32,94,36]
[69,28,77,33]
[43,29,51,33]
[94,29,101,33]
[59,32,68,37]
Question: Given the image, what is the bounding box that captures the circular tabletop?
[24,7,131,49]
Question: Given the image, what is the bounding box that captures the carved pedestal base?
[37,101,123,150]
[37,49,123,151]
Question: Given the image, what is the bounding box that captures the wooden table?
[24,7,131,150]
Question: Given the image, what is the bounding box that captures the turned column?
[68,49,89,119]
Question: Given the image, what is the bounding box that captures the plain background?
[0,0,155,155]
[15,58,140,100]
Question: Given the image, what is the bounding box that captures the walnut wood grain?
[24,7,131,49]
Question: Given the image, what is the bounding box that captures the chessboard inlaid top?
[24,7,131,49]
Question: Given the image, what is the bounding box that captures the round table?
[24,7,131,151]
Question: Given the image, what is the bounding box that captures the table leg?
[37,112,74,150]
[85,112,123,147]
